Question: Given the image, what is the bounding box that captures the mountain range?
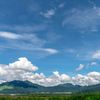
[0,80,100,94]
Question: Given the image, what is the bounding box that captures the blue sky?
[0,0,100,86]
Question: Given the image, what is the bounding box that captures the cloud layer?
[0,57,100,87]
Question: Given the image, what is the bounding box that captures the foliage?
[0,94,99,100]
[0,86,13,91]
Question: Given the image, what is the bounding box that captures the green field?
[0,94,99,100]
[0,85,13,91]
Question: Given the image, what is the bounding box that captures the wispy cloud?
[63,7,100,31]
[28,2,40,12]
[88,0,97,9]
[79,50,100,60]
[92,50,100,59]
[0,31,58,57]
[0,24,47,33]
[77,54,79,57]
[46,32,61,42]
[86,63,89,69]
[0,31,22,39]
[91,62,99,66]
[40,9,55,18]
[65,49,76,53]
[43,48,58,54]
[75,64,84,71]
[91,26,98,32]
[58,3,65,8]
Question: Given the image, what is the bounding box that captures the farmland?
[0,94,99,100]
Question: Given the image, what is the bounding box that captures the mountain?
[0,80,100,94]
[58,83,81,87]
[0,80,38,88]
[0,80,45,94]
[58,83,75,87]
[0,80,82,94]
[75,84,100,94]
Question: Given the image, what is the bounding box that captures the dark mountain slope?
[58,83,81,87]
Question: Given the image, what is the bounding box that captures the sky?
[0,0,100,86]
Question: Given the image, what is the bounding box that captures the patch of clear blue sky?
[0,0,100,76]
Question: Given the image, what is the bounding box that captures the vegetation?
[1,80,100,95]
[0,85,13,91]
[0,94,99,100]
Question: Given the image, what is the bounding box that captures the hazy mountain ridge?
[0,80,100,94]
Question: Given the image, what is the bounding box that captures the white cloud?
[1,59,100,86]
[53,71,59,76]
[58,3,65,8]
[82,50,100,60]
[40,9,55,18]
[16,71,100,86]
[92,50,100,59]
[43,48,58,54]
[8,57,38,71]
[91,62,99,66]
[63,7,100,30]
[75,64,84,71]
[0,31,22,39]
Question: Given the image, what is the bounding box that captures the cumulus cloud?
[0,57,38,74]
[8,57,38,71]
[91,62,99,66]
[40,9,55,18]
[1,59,100,86]
[0,31,22,39]
[75,64,84,71]
[19,71,100,86]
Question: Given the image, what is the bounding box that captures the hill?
[0,80,82,94]
[0,80,100,94]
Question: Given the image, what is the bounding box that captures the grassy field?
[0,94,99,100]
